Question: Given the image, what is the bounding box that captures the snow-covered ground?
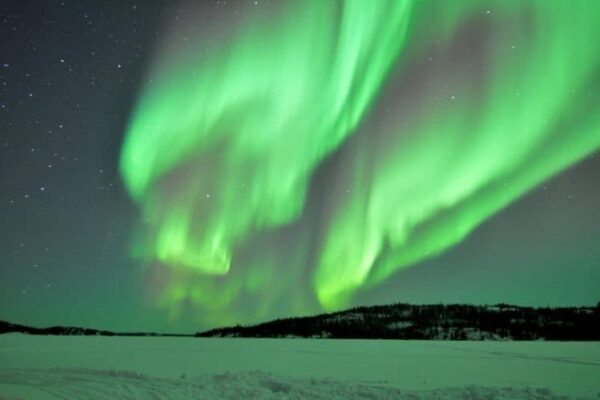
[0,334,598,399]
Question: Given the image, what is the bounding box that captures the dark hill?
[0,320,116,336]
[196,302,600,341]
[0,321,190,337]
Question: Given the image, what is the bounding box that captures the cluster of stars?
[0,0,156,300]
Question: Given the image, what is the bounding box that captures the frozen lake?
[0,334,598,399]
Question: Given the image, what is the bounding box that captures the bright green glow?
[122,0,412,275]
[314,1,600,308]
[122,0,600,322]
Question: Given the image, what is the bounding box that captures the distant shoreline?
[0,320,193,338]
[3,301,599,341]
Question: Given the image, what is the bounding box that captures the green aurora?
[120,0,600,325]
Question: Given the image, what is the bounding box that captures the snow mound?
[0,368,591,400]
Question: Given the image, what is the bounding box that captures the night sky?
[1,0,599,334]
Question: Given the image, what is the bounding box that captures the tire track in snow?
[0,368,591,399]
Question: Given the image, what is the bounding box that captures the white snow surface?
[0,334,598,399]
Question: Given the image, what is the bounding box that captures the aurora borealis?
[1,0,599,333]
[121,1,600,323]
